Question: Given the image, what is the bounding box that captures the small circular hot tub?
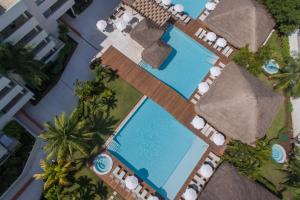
[263,59,280,75]
[93,154,113,175]
[272,144,286,164]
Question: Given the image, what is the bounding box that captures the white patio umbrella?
[199,164,213,178]
[115,20,127,31]
[162,0,171,6]
[206,32,217,42]
[122,12,133,23]
[96,20,107,31]
[212,133,225,146]
[210,66,221,77]
[125,175,138,190]
[148,196,159,200]
[183,188,197,200]
[216,38,227,47]
[174,4,184,12]
[191,116,205,130]
[198,82,209,95]
[205,2,216,10]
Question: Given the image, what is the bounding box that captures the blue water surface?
[172,0,210,18]
[108,99,208,199]
[141,27,218,99]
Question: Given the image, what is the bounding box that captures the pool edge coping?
[104,95,148,148]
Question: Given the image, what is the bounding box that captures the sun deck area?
[92,46,229,199]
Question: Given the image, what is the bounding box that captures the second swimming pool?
[141,27,218,99]
[108,99,208,199]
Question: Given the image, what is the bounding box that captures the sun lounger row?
[109,166,158,200]
[181,152,220,199]
[194,27,234,57]
[154,1,191,24]
[198,0,220,21]
[190,61,226,104]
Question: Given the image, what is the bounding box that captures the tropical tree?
[223,139,271,179]
[58,24,69,42]
[282,148,300,187]
[34,159,75,190]
[0,43,47,89]
[271,59,300,98]
[40,112,95,160]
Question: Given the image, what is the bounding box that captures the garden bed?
[0,121,35,196]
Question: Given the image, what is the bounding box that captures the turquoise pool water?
[140,27,218,99]
[172,0,209,18]
[108,99,208,199]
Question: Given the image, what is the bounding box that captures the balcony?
[0,11,32,42]
[42,0,74,21]
[15,26,42,47]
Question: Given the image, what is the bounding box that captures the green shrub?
[3,120,25,140]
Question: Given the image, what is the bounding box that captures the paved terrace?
[100,46,229,199]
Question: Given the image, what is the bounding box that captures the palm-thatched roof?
[204,0,275,52]
[130,19,164,48]
[142,40,172,69]
[195,62,282,144]
[200,163,279,200]
[122,0,135,5]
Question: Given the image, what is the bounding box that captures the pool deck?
[99,46,229,199]
[175,19,236,61]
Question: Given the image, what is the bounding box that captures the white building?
[0,0,75,62]
[0,76,33,129]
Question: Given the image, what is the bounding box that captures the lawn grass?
[59,77,141,199]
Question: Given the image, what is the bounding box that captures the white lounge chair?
[191,98,197,104]
[184,16,191,24]
[140,189,148,199]
[222,46,230,55]
[206,79,213,85]
[204,10,209,15]
[199,14,207,21]
[195,28,203,37]
[112,166,120,176]
[213,43,218,49]
[209,152,221,163]
[225,48,234,57]
[194,174,206,186]
[209,75,216,80]
[117,171,126,180]
[135,185,142,194]
[219,62,226,68]
[201,124,210,137]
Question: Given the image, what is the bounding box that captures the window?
[43,0,68,18]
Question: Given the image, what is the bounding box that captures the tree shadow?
[64,175,109,200]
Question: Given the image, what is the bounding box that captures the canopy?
[212,133,226,146]
[199,164,213,178]
[198,82,209,95]
[174,4,184,12]
[206,32,217,42]
[210,66,221,77]
[162,0,171,5]
[125,175,138,190]
[216,38,227,47]
[115,20,127,31]
[206,2,216,10]
[122,12,133,23]
[191,116,205,130]
[96,20,107,31]
[183,188,197,200]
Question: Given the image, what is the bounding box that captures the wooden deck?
[99,46,228,199]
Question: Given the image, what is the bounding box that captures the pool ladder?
[108,141,120,152]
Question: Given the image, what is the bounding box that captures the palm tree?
[0,43,47,89]
[40,112,95,160]
[271,59,300,98]
[93,64,119,83]
[34,159,75,190]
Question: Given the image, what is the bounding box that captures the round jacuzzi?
[263,59,280,75]
[93,154,113,175]
[271,144,286,163]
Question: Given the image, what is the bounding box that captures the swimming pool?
[172,0,210,19]
[140,27,218,99]
[108,99,208,199]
